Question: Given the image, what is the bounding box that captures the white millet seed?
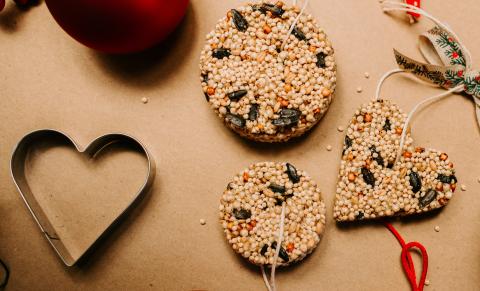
[356,87,363,93]
[200,219,206,225]
[326,145,332,151]
[364,72,370,78]
[337,126,345,132]
[425,279,430,286]
[141,97,149,104]
[434,225,440,232]
[461,184,467,191]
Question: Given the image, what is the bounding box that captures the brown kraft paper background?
[0,0,479,290]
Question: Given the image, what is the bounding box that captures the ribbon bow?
[383,1,480,128]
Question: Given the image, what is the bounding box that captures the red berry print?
[452,51,459,59]
[457,70,464,77]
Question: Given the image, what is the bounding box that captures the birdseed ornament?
[199,0,336,142]
[335,2,479,290]
[334,0,480,223]
[219,162,326,291]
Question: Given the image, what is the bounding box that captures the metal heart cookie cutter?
[10,129,156,266]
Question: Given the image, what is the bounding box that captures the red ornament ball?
[45,0,189,54]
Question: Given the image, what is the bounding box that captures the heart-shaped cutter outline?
[10,129,156,266]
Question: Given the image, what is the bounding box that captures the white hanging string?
[381,1,473,68]
[260,202,286,291]
[376,1,472,164]
[281,0,310,50]
[375,71,463,166]
[259,1,307,289]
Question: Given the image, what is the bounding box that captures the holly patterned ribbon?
[383,1,480,128]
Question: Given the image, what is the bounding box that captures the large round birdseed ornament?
[200,1,336,142]
[219,162,326,266]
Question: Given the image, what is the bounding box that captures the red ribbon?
[384,222,428,291]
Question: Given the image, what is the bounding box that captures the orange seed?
[348,172,356,182]
[207,87,215,95]
[286,243,294,253]
[440,153,448,161]
[364,113,373,122]
[263,24,272,34]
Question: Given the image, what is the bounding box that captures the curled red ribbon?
[384,222,429,291]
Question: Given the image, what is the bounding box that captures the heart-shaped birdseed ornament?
[10,130,155,266]
[200,1,336,142]
[333,100,457,222]
[220,162,326,267]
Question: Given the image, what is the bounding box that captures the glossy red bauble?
[45,0,189,54]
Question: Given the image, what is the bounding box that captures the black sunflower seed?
[316,52,327,68]
[275,198,284,206]
[225,113,246,127]
[272,109,301,127]
[271,241,289,262]
[383,118,392,131]
[450,175,457,184]
[231,9,248,32]
[292,26,306,41]
[272,117,297,127]
[232,208,251,220]
[260,244,269,256]
[409,172,422,193]
[285,163,300,183]
[437,174,451,184]
[279,108,301,119]
[201,73,208,83]
[356,211,364,220]
[345,135,353,149]
[419,189,438,208]
[248,104,259,121]
[227,89,248,101]
[361,168,375,186]
[212,48,231,59]
[387,162,394,169]
[253,3,285,17]
[227,182,234,190]
[269,183,286,194]
[204,92,210,102]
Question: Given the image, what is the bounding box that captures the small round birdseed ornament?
[200,1,336,142]
[219,162,326,270]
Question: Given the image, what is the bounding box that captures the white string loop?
[375,68,463,165]
[376,1,473,164]
[380,1,473,68]
[259,1,308,289]
[281,0,310,50]
[261,202,286,291]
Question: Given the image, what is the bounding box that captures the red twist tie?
[405,0,421,18]
[384,222,428,291]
